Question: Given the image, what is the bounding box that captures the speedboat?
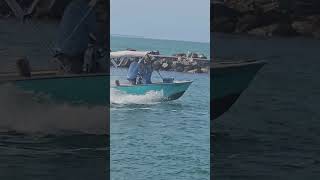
[0,70,109,105]
[113,80,192,101]
[0,49,193,105]
[211,59,266,119]
[0,50,192,105]
[111,51,192,101]
[0,0,112,105]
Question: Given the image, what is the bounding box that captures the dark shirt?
[141,64,153,84]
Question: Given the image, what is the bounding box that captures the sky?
[110,0,210,43]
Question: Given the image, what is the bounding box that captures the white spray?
[0,84,109,135]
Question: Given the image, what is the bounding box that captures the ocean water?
[0,19,109,179]
[0,84,109,179]
[0,19,209,179]
[212,33,320,179]
[110,38,210,179]
[111,35,210,57]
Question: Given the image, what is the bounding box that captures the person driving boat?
[140,55,153,84]
[127,54,154,85]
[127,58,140,85]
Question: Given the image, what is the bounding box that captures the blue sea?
[0,19,209,180]
[212,33,320,179]
[0,20,109,179]
[110,36,210,179]
[111,35,210,57]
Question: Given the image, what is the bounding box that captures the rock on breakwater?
[112,54,210,74]
[212,0,320,38]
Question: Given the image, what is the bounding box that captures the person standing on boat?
[140,55,153,84]
[54,0,98,74]
[127,58,140,85]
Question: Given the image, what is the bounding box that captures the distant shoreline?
[111,34,145,39]
[111,34,210,44]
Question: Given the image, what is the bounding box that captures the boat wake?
[0,84,108,135]
[110,88,163,105]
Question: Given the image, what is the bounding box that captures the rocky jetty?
[112,52,210,74]
[212,0,320,38]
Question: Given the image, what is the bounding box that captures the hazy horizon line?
[111,34,210,44]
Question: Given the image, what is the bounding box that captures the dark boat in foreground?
[211,59,266,119]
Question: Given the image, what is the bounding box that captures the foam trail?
[110,88,163,105]
[0,84,109,135]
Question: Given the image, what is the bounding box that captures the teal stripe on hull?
[113,81,192,100]
[212,70,259,99]
[14,75,109,105]
[211,62,265,100]
[211,60,266,119]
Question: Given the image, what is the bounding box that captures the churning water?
[212,33,320,180]
[110,37,210,180]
